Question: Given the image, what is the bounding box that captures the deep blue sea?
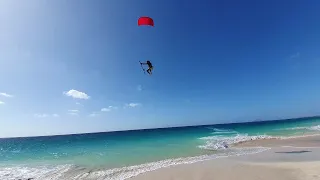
[0,117,320,179]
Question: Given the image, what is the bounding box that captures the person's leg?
[147,68,151,74]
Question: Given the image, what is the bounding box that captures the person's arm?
[140,62,147,65]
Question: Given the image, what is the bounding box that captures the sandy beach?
[131,135,320,180]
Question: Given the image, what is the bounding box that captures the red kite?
[138,16,154,26]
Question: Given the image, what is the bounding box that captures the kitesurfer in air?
[140,60,153,75]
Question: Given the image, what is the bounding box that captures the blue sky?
[1,0,320,137]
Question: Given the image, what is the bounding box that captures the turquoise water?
[0,117,320,179]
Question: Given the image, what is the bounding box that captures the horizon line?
[1,115,319,139]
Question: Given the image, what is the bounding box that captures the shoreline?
[1,133,320,179]
[131,134,320,180]
[234,133,320,148]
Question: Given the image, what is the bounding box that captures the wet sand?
[131,135,320,180]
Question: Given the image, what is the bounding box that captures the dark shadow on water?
[275,150,311,154]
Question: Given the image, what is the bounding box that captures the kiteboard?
[139,61,146,74]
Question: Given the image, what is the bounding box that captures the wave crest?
[198,134,277,150]
[275,125,320,131]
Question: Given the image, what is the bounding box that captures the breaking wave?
[198,134,277,150]
[275,125,320,131]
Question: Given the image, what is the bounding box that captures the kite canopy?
[138,16,154,26]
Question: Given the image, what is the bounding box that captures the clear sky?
[1,0,320,137]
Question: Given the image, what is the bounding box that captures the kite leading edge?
[138,16,154,26]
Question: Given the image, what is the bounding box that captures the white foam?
[0,148,269,180]
[275,125,320,131]
[211,131,238,134]
[198,134,278,150]
[0,164,73,180]
[205,127,238,135]
[212,128,231,132]
[308,125,320,131]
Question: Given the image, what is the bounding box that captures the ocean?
[0,117,320,180]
